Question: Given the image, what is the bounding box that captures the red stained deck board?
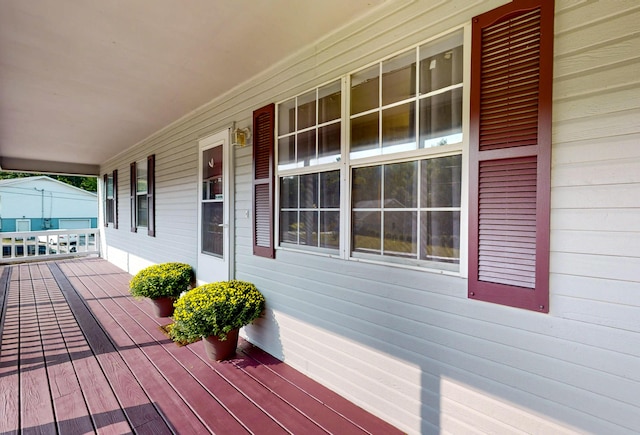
[0,268,20,435]
[67,272,255,434]
[49,264,167,432]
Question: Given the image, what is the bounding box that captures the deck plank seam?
[37,268,98,434]
[48,262,147,434]
[0,266,21,435]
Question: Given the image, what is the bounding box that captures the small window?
[104,170,117,228]
[130,155,155,236]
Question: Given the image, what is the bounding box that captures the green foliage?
[129,262,194,299]
[0,172,97,192]
[170,280,265,342]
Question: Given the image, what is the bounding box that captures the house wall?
[100,1,640,433]
[0,177,97,231]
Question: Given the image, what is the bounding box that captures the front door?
[197,129,233,284]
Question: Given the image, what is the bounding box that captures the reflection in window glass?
[297,130,316,167]
[382,50,416,106]
[279,170,340,251]
[351,65,379,115]
[419,88,463,148]
[350,112,379,157]
[318,123,341,164]
[318,81,341,124]
[297,90,316,130]
[278,136,295,169]
[351,155,461,267]
[278,98,296,135]
[382,102,415,152]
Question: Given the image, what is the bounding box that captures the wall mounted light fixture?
[232,124,251,147]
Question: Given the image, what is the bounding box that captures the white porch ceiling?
[0,0,386,175]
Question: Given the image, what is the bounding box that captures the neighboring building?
[0,176,97,232]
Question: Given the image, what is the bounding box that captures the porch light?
[232,125,251,147]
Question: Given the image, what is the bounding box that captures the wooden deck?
[0,258,402,434]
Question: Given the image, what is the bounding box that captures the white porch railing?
[1,229,100,263]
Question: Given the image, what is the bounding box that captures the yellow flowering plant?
[129,262,195,299]
[170,280,265,342]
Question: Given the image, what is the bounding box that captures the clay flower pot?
[203,328,239,361]
[152,296,176,317]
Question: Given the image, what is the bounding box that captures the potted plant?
[170,280,265,361]
[129,262,195,317]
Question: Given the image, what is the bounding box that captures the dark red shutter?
[252,103,276,258]
[112,169,118,229]
[103,173,109,227]
[469,0,553,312]
[147,154,155,237]
[130,162,137,232]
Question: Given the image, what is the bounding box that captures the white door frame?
[197,129,234,284]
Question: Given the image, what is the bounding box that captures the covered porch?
[0,258,401,434]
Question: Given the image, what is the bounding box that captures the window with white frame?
[276,30,464,270]
[350,30,463,270]
[136,159,148,228]
[277,80,342,251]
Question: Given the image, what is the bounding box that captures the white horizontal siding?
[99,0,640,433]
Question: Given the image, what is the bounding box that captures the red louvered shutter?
[112,169,118,229]
[469,0,553,312]
[130,162,137,232]
[252,104,276,258]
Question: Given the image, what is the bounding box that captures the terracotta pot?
[151,296,176,317]
[203,328,239,361]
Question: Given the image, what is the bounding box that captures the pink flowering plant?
[129,262,194,299]
[170,280,265,342]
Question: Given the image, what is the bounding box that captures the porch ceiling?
[0,0,385,176]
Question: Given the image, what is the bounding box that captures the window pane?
[137,194,148,227]
[106,175,114,198]
[421,155,462,208]
[384,161,417,208]
[202,146,222,200]
[383,211,417,257]
[136,160,147,193]
[299,211,318,246]
[297,130,316,167]
[278,98,296,134]
[318,123,341,164]
[318,80,341,124]
[320,171,340,208]
[278,136,295,169]
[419,88,462,148]
[352,210,380,254]
[320,211,339,249]
[352,165,381,208]
[382,50,416,106]
[382,102,416,152]
[202,202,223,256]
[420,211,460,263]
[350,112,379,156]
[419,33,463,94]
[280,211,298,244]
[299,173,318,208]
[351,64,379,114]
[280,176,298,208]
[298,90,316,130]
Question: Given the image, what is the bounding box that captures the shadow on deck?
[0,258,402,434]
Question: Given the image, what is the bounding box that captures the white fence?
[1,229,100,263]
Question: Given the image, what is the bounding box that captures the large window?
[136,159,148,228]
[275,30,464,270]
[277,80,342,252]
